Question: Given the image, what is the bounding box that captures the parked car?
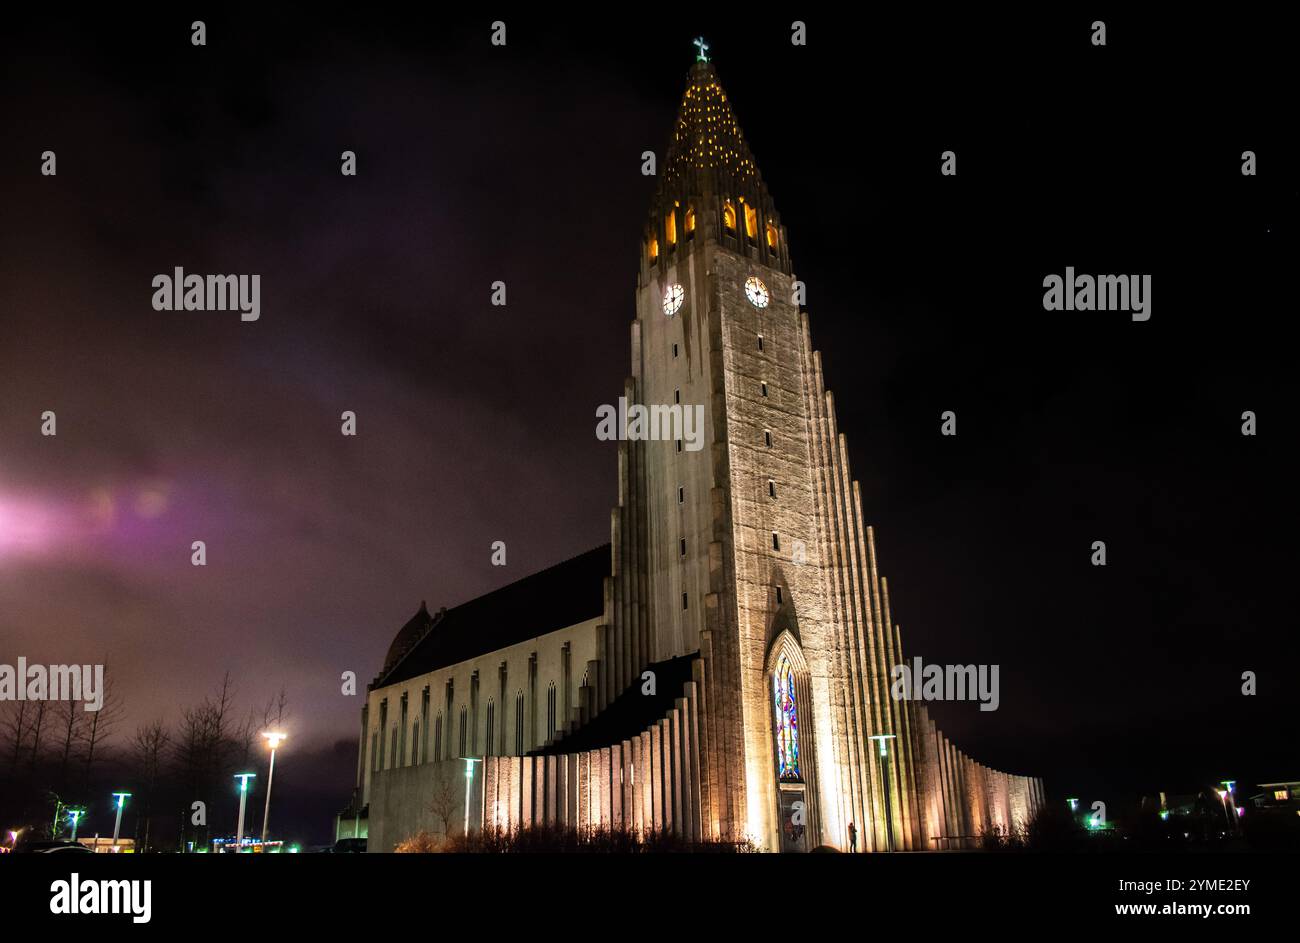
[14,839,95,854]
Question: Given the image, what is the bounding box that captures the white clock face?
[745,276,769,309]
[663,283,684,317]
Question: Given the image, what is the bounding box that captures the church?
[338,51,1044,853]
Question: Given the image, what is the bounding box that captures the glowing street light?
[111,792,131,846]
[234,773,256,850]
[1066,797,1079,812]
[868,734,897,852]
[261,731,286,844]
[67,807,86,841]
[1215,788,1233,829]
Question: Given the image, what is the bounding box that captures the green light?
[1159,811,1169,821]
[112,791,132,809]
[1066,797,1079,811]
[693,37,710,63]
[234,772,256,793]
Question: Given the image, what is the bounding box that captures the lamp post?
[867,734,897,852]
[234,773,256,851]
[67,808,85,842]
[463,757,482,840]
[111,792,131,847]
[1220,781,1238,830]
[1215,789,1233,830]
[261,731,286,844]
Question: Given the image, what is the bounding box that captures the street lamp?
[234,773,256,851]
[261,731,286,844]
[463,757,482,839]
[1214,789,1233,829]
[67,807,85,842]
[868,734,897,852]
[111,792,131,847]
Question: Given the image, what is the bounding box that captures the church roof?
[373,544,610,689]
[663,60,762,190]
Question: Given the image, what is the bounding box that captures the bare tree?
[80,673,124,788]
[53,699,86,787]
[1,700,32,774]
[26,700,49,774]
[131,720,169,852]
[429,774,459,837]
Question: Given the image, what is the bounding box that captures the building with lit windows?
[339,53,1043,853]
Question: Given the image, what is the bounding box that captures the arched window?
[458,705,468,757]
[547,681,557,741]
[773,652,802,782]
[665,211,677,246]
[744,202,758,239]
[766,222,779,251]
[411,721,419,765]
[684,205,696,237]
[515,691,525,755]
[485,698,495,757]
[648,237,658,261]
[434,712,443,761]
[722,201,736,231]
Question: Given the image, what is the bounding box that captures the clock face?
[745,276,769,309]
[663,283,684,317]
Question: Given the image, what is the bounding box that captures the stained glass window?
[773,653,801,782]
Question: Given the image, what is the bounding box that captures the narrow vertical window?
[649,237,658,261]
[515,692,524,755]
[677,439,683,453]
[757,334,764,351]
[776,586,783,605]
[774,653,802,782]
[769,479,776,498]
[685,205,696,237]
[485,699,495,757]
[680,537,686,557]
[765,430,772,447]
[744,202,758,239]
[458,706,467,757]
[723,200,736,231]
[682,592,689,610]
[772,532,780,551]
[665,211,677,246]
[766,222,779,251]
[674,388,680,404]
[678,485,684,504]
[673,343,679,358]
[761,381,768,397]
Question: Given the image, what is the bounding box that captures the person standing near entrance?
[848,821,857,853]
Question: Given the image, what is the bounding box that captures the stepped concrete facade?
[340,57,1043,852]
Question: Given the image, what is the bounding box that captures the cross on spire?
[693,37,710,63]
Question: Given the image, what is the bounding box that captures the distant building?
[78,837,135,853]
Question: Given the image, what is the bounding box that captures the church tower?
[609,50,1044,850]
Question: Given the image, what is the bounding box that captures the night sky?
[2,11,1294,842]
